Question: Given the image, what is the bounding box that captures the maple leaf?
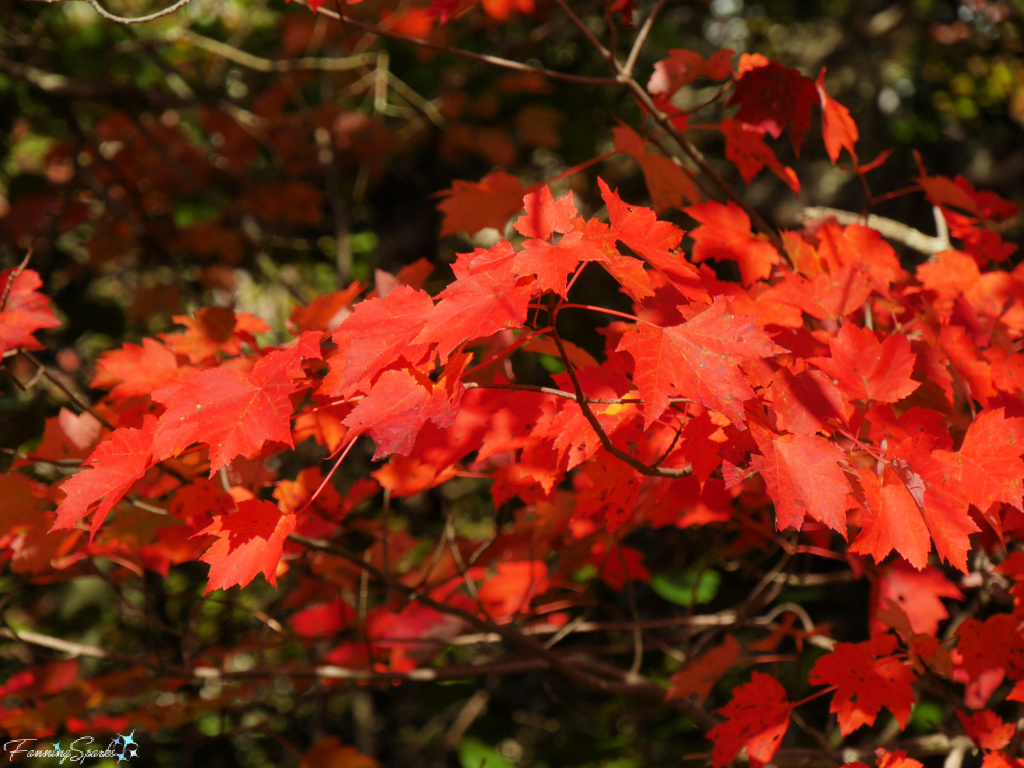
[612,125,701,210]
[151,353,303,475]
[474,560,549,619]
[647,48,733,99]
[343,366,464,460]
[750,424,852,536]
[599,179,706,303]
[512,232,593,299]
[808,634,916,736]
[300,738,379,768]
[941,408,1024,512]
[816,69,859,164]
[197,499,297,593]
[876,751,925,768]
[666,634,742,704]
[413,241,533,360]
[719,118,801,193]
[707,672,791,768]
[161,307,268,364]
[870,559,963,636]
[729,61,817,154]
[618,296,780,427]
[767,368,850,434]
[288,282,364,334]
[850,437,978,571]
[513,186,579,240]
[320,285,435,396]
[955,613,1024,690]
[957,710,1015,751]
[810,324,919,404]
[51,416,157,538]
[91,337,187,402]
[0,266,60,355]
[290,599,355,638]
[686,201,780,286]
[436,171,526,237]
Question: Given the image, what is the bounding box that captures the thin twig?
[83,0,193,25]
[550,321,687,479]
[20,351,116,431]
[622,0,667,77]
[289,0,619,87]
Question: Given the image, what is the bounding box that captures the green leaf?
[458,737,515,768]
[651,569,721,606]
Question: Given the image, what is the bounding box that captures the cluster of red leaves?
[5,17,1024,767]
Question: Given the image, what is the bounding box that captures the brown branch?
[288,533,715,727]
[622,0,668,77]
[19,351,116,432]
[289,0,619,87]
[549,323,688,479]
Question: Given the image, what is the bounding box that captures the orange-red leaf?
[666,634,742,704]
[850,438,977,571]
[648,48,733,98]
[707,672,791,768]
[51,416,157,538]
[808,634,916,736]
[618,296,779,427]
[750,425,852,536]
[816,69,858,164]
[513,186,579,240]
[810,324,919,404]
[413,241,532,360]
[321,285,435,396]
[0,266,59,354]
[613,125,701,210]
[686,200,781,286]
[436,171,525,237]
[729,61,817,154]
[151,354,301,474]
[197,499,297,593]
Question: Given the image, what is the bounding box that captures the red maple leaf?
[197,499,297,593]
[647,48,733,99]
[767,368,850,434]
[666,634,742,704]
[91,338,188,402]
[0,266,60,355]
[618,296,780,427]
[51,416,157,538]
[957,710,1015,751]
[942,408,1024,512]
[151,352,304,474]
[320,285,435,396]
[161,307,268,364]
[719,118,800,193]
[810,324,919,404]
[750,424,852,536]
[707,672,791,768]
[413,241,533,360]
[343,365,465,460]
[435,171,526,237]
[816,69,858,164]
[850,437,978,571]
[599,179,707,303]
[686,201,781,286]
[513,186,579,240]
[612,125,701,210]
[808,634,916,736]
[728,61,817,154]
[870,559,963,636]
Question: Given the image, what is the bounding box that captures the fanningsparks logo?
[3,731,139,763]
